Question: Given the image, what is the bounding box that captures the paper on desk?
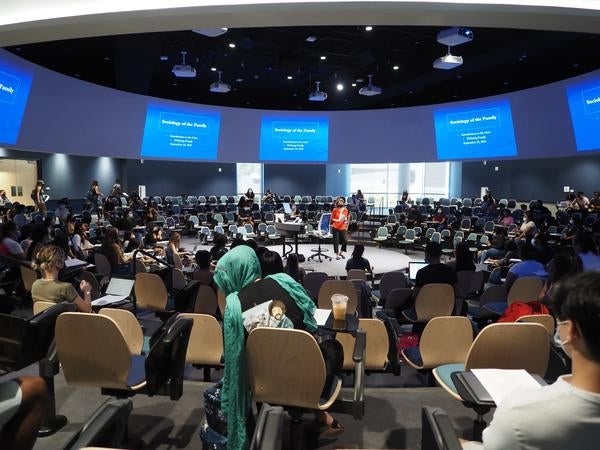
[471,369,541,405]
[313,308,331,326]
[64,258,88,268]
[91,295,129,306]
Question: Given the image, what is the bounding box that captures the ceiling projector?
[433,53,463,70]
[308,81,327,101]
[359,74,382,96]
[172,51,196,78]
[210,71,231,93]
[437,27,474,46]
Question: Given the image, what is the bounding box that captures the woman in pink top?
[498,209,514,227]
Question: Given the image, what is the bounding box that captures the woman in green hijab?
[214,246,344,449]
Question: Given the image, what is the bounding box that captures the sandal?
[319,418,344,438]
[336,256,341,260]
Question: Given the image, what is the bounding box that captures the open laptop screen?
[282,203,292,214]
[408,262,428,282]
[106,277,135,297]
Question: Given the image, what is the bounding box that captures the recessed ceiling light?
[160,55,168,61]
[572,63,580,68]
[229,43,236,48]
[103,56,110,61]
[336,83,344,91]
[393,65,399,70]
[356,78,364,83]
[211,67,217,71]
[503,81,509,85]
[306,35,317,42]
[74,73,80,78]
[172,82,177,86]
[254,74,259,79]
[236,78,243,82]
[320,55,326,60]
[409,90,414,94]
[351,83,357,87]
[287,76,293,80]
[365,26,373,31]
[456,75,462,79]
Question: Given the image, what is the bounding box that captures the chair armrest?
[163,316,193,344]
[352,330,366,363]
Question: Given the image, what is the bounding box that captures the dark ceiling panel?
[5,25,600,111]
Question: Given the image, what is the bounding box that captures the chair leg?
[203,367,211,382]
[288,409,304,450]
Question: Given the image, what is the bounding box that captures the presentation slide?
[0,58,34,145]
[567,77,600,152]
[434,99,518,160]
[140,103,221,160]
[259,116,329,161]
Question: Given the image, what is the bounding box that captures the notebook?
[91,277,135,306]
[408,261,428,282]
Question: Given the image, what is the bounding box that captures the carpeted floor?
[18,363,490,450]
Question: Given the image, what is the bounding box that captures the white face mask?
[557,320,572,359]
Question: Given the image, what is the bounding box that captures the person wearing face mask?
[464,272,600,450]
[31,244,92,312]
[331,197,349,260]
[432,207,447,231]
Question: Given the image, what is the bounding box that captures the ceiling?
[5,25,600,110]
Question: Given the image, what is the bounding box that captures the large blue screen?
[259,116,329,162]
[0,58,33,145]
[567,77,600,152]
[434,99,518,160]
[140,103,221,160]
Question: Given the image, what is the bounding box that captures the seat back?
[404,229,415,241]
[32,301,56,315]
[479,284,508,306]
[246,328,331,409]
[20,265,39,292]
[318,280,358,313]
[180,313,223,365]
[94,253,112,277]
[172,268,187,291]
[302,272,328,301]
[414,284,455,321]
[517,314,555,336]
[134,272,169,311]
[465,323,550,376]
[347,269,367,281]
[99,309,144,355]
[379,271,408,299]
[336,319,388,371]
[193,285,218,315]
[456,271,475,299]
[56,313,132,389]
[385,288,412,312]
[419,317,473,368]
[507,276,544,305]
[144,315,193,399]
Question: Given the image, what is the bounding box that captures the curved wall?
[2,48,600,164]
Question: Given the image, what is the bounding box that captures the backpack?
[497,301,549,323]
[397,332,420,359]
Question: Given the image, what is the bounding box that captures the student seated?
[31,244,92,312]
[414,242,459,299]
[101,228,132,275]
[446,241,475,272]
[192,250,214,287]
[345,244,373,279]
[214,246,344,449]
[210,233,228,262]
[0,223,25,260]
[465,272,600,450]
[0,376,48,450]
[575,233,600,272]
[503,242,544,292]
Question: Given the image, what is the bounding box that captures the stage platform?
[180,237,419,278]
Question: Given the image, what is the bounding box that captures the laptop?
[282,203,292,214]
[91,277,135,306]
[408,261,428,282]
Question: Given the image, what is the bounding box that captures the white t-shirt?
[479,375,600,450]
[2,237,24,257]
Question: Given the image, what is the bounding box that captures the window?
[236,163,262,198]
[350,162,450,207]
